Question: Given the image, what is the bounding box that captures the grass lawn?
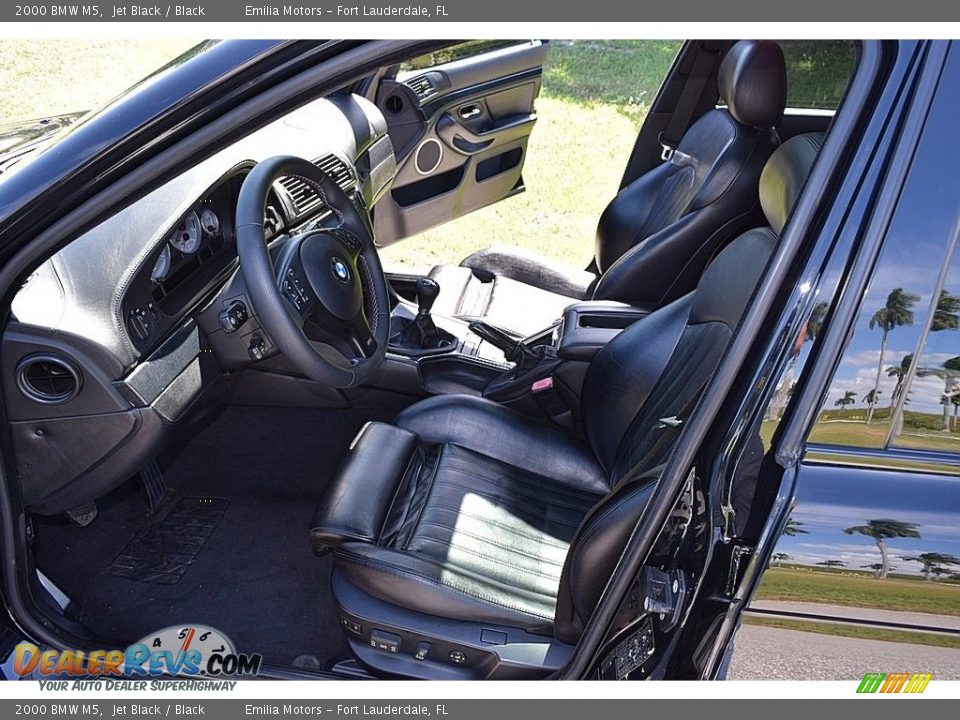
[0,39,680,274]
[378,41,681,272]
[0,40,198,124]
[743,615,960,649]
[808,419,960,452]
[755,566,960,616]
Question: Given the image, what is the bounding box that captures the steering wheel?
[235,156,390,389]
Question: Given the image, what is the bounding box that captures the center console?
[383,273,651,425]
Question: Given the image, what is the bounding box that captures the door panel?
[373,41,548,247]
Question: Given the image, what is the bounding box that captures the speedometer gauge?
[200,208,220,236]
[150,245,172,283]
[171,211,202,254]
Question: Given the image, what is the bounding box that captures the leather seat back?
[554,132,824,642]
[591,40,786,308]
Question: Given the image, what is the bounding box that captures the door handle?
[436,112,537,156]
[459,104,482,120]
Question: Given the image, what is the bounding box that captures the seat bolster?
[334,543,557,632]
[394,395,609,495]
[460,245,595,299]
[310,422,418,553]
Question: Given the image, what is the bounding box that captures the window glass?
[399,41,534,76]
[889,243,960,453]
[780,40,856,111]
[808,76,960,457]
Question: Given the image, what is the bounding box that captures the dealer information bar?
[3,0,960,22]
[0,700,958,719]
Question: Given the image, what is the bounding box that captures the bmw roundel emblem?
[331,257,351,284]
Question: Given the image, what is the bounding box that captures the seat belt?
[657,43,720,161]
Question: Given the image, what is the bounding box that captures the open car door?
[372,40,548,246]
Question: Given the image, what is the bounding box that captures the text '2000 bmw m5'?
[0,38,957,681]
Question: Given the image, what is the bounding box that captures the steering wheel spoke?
[344,309,377,359]
[236,155,390,389]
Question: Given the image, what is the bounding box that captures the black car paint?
[684,40,960,678]
[0,38,956,681]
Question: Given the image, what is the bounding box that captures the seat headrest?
[688,132,823,327]
[718,40,787,129]
[760,132,824,235]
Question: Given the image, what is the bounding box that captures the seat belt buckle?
[658,132,677,161]
[531,376,572,426]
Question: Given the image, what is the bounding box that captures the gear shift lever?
[415,277,440,317]
[401,276,443,349]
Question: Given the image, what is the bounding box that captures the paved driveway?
[729,624,960,680]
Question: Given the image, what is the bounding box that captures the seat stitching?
[419,503,576,545]
[399,443,444,551]
[443,451,602,504]
[435,471,598,513]
[336,550,555,620]
[415,520,567,566]
[413,535,564,580]
[425,499,581,531]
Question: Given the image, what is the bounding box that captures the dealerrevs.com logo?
[857,672,933,694]
[13,625,262,679]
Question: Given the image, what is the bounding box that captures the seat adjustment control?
[370,629,401,654]
[219,301,249,333]
[248,335,267,361]
[414,641,431,660]
[340,617,362,635]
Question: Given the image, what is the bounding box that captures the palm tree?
[844,518,921,579]
[817,559,846,569]
[900,552,960,581]
[886,353,914,436]
[835,390,857,411]
[931,566,952,581]
[867,288,920,424]
[863,388,882,419]
[917,356,960,431]
[772,552,790,567]
[932,289,960,332]
[782,519,809,537]
[861,562,890,578]
[951,393,960,432]
[887,353,914,407]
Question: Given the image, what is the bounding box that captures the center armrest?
[556,301,654,361]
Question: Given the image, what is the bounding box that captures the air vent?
[16,354,82,404]
[277,154,356,217]
[407,74,437,101]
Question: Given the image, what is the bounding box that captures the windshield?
[0,40,200,126]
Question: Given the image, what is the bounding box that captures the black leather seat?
[429,40,787,335]
[310,133,823,679]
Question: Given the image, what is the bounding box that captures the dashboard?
[3,92,398,515]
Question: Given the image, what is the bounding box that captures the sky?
[774,467,960,577]
[821,144,960,425]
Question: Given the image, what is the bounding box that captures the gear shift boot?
[388,276,457,355]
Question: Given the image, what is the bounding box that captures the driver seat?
[310,134,823,679]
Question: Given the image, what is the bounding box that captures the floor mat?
[107,497,230,585]
[33,404,393,669]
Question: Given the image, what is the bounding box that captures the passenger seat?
[429,40,787,335]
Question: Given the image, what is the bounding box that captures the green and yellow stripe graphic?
[857,672,933,694]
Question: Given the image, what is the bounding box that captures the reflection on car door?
[742,56,960,679]
[372,40,548,246]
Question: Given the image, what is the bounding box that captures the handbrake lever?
[468,320,540,369]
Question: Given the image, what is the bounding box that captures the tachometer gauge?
[171,211,202,254]
[150,245,172,283]
[200,208,220,236]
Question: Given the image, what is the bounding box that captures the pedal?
[139,459,170,515]
[64,502,98,528]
